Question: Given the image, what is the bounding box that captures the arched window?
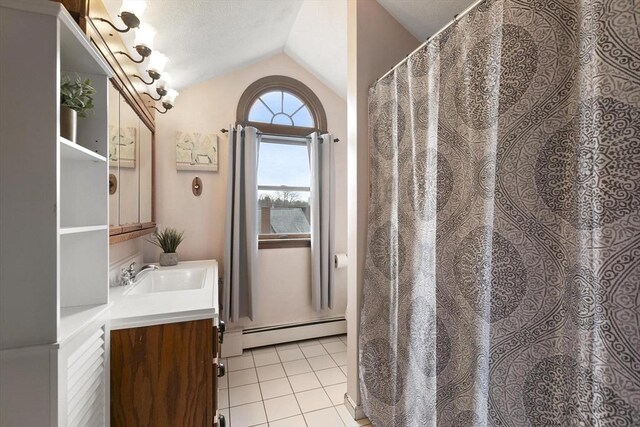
[237,75,327,136]
[237,76,328,247]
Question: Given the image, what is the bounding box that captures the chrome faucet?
[119,262,159,286]
[120,262,137,286]
[133,264,159,283]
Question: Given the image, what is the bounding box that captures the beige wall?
[346,0,420,410]
[145,52,348,329]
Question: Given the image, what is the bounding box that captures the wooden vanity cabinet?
[110,319,217,427]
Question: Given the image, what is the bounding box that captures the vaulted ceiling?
[102,0,474,98]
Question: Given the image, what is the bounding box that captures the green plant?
[149,227,185,253]
[60,75,95,118]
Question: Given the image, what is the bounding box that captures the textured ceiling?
[101,0,474,97]
[376,0,478,41]
[102,0,305,90]
[285,0,347,96]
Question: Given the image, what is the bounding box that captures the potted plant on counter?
[150,227,185,266]
[60,75,95,143]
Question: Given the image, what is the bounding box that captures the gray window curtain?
[361,0,640,426]
[308,133,335,311]
[223,125,259,323]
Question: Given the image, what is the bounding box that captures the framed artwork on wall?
[109,126,137,168]
[176,132,218,172]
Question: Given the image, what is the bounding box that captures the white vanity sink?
[125,268,207,295]
[109,260,219,330]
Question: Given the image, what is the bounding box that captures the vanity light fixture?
[93,0,147,33]
[115,24,156,63]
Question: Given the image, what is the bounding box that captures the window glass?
[283,92,304,115]
[257,138,311,235]
[248,90,315,128]
[292,105,314,128]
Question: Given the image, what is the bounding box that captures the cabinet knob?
[219,413,226,427]
[217,362,226,378]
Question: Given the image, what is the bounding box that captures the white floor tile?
[229,368,258,388]
[263,394,301,422]
[229,401,267,427]
[257,363,286,382]
[259,377,292,400]
[324,382,347,406]
[276,342,299,351]
[295,388,333,413]
[219,388,229,409]
[319,336,342,344]
[303,407,345,427]
[288,372,322,393]
[315,367,347,387]
[252,345,277,355]
[301,344,328,358]
[228,354,255,371]
[330,351,347,366]
[268,414,307,427]
[283,359,312,376]
[253,351,281,367]
[219,372,229,389]
[335,404,371,427]
[297,339,321,348]
[307,354,337,371]
[322,341,347,354]
[229,383,262,407]
[277,348,305,362]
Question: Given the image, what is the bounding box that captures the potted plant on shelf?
[149,227,185,266]
[60,75,95,143]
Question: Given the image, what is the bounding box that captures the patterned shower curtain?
[360,0,640,426]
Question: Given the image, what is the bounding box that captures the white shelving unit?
[0,1,112,426]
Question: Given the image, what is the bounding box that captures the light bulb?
[148,51,168,75]
[134,24,155,49]
[156,72,172,89]
[164,89,179,105]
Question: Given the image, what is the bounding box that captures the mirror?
[108,82,154,238]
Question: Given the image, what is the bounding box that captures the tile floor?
[218,334,371,427]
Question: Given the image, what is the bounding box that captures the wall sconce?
[153,89,179,114]
[134,51,167,84]
[143,73,171,101]
[93,0,146,33]
[116,24,156,63]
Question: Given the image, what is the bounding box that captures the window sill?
[258,238,310,249]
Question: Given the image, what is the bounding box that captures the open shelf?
[60,225,108,235]
[60,137,106,162]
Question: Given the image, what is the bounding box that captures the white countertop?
[109,259,219,330]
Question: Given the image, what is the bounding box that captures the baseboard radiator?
[242,317,346,349]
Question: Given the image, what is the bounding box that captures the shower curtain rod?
[220,128,339,142]
[372,0,487,87]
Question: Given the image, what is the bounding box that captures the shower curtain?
[360,0,640,426]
